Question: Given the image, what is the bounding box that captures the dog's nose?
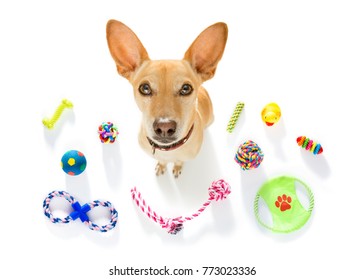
[153,119,177,138]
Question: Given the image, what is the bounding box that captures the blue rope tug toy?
[43,190,118,232]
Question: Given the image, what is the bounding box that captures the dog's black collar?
[147,125,194,155]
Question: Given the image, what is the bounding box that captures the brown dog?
[106,20,228,177]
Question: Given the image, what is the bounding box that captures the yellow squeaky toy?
[261,102,281,126]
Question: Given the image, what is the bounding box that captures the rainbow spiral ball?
[297,136,323,155]
[235,140,264,170]
[98,122,119,144]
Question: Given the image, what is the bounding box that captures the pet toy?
[261,102,281,126]
[61,150,87,176]
[42,99,73,129]
[296,136,323,155]
[226,102,244,133]
[254,176,314,233]
[235,140,264,170]
[43,190,118,232]
[131,179,231,234]
[98,122,119,143]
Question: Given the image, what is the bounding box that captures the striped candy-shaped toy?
[296,136,323,155]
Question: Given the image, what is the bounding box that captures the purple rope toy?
[43,190,118,232]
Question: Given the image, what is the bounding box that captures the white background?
[1,0,363,279]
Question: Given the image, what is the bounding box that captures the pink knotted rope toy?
[131,179,231,234]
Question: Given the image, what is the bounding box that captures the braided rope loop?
[43,191,118,233]
[86,200,119,232]
[43,190,75,224]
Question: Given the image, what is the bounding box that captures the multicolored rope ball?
[98,122,119,143]
[43,190,118,233]
[226,102,245,133]
[297,136,323,155]
[235,140,264,170]
[131,179,231,235]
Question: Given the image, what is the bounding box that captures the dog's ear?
[184,22,228,81]
[106,20,150,80]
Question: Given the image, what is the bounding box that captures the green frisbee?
[254,176,314,233]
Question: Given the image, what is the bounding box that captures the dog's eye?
[180,84,193,96]
[139,83,152,95]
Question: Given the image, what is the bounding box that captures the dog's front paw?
[173,163,183,178]
[155,162,167,176]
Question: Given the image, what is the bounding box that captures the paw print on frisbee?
[275,194,292,212]
[254,176,314,233]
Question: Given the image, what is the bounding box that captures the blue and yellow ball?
[61,150,87,176]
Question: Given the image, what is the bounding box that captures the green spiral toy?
[226,102,244,133]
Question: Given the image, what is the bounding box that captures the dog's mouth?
[147,125,194,154]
